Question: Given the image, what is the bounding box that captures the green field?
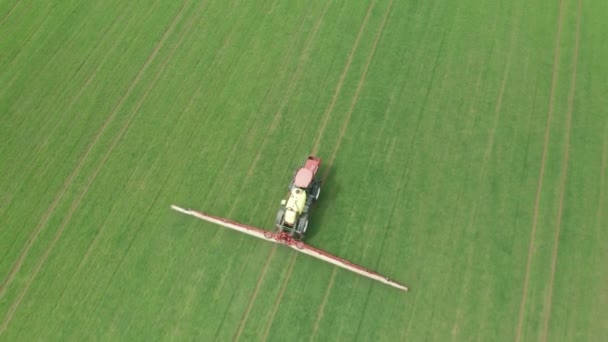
[1,0,606,340]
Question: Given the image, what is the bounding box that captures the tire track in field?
[204,0,307,289]
[22,0,229,332]
[404,53,463,341]
[322,210,368,339]
[392,0,485,336]
[323,1,445,337]
[175,3,265,204]
[0,0,23,27]
[65,0,225,329]
[195,28,276,215]
[455,51,534,337]
[88,6,268,336]
[231,247,276,342]
[82,19,248,330]
[0,0,193,334]
[402,29,457,342]
[0,0,168,300]
[240,0,319,181]
[201,0,299,203]
[0,1,81,93]
[88,163,180,338]
[515,0,566,340]
[210,3,320,336]
[309,190,366,341]
[597,126,608,316]
[398,13,448,169]
[311,47,398,342]
[0,4,165,281]
[399,120,438,335]
[148,3,262,318]
[46,0,210,323]
[230,3,333,338]
[3,2,191,331]
[0,1,133,254]
[104,57,223,338]
[259,253,299,341]
[321,127,396,337]
[0,2,54,66]
[266,0,332,133]
[309,264,336,339]
[85,164,178,335]
[597,126,608,238]
[302,1,396,338]
[167,1,313,337]
[450,1,524,337]
[2,0,114,140]
[101,104,216,334]
[448,48,498,339]
[321,0,393,179]
[540,1,581,339]
[311,0,377,155]
[351,107,409,342]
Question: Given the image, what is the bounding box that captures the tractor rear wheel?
[298,214,309,234]
[275,208,285,226]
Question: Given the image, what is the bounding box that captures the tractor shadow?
[305,165,339,240]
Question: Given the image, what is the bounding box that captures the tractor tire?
[298,215,309,234]
[275,208,285,226]
[314,186,321,200]
[310,182,320,200]
[294,231,304,241]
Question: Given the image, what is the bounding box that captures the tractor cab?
[283,188,307,226]
[293,168,313,189]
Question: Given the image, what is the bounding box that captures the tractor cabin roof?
[294,168,313,188]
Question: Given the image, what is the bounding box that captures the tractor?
[171,154,409,291]
[275,156,321,240]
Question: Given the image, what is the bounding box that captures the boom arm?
[287,243,408,291]
[170,204,408,292]
[170,205,271,240]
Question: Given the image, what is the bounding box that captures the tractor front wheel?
[309,181,321,200]
[314,186,321,200]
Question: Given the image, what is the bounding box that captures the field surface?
[1,0,607,340]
